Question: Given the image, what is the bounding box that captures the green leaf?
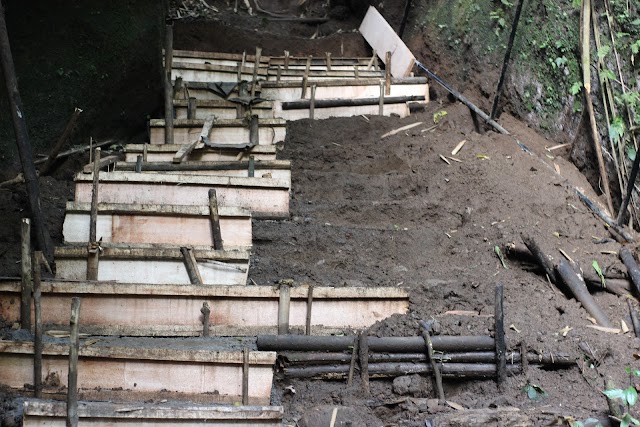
[603,388,626,400]
[625,367,640,377]
[621,412,632,427]
[598,45,611,60]
[601,68,616,82]
[629,145,637,162]
[524,383,547,401]
[592,260,606,287]
[570,82,582,96]
[609,116,626,147]
[624,385,638,406]
[433,110,448,124]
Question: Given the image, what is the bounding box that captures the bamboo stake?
[520,233,557,283]
[40,108,82,175]
[379,81,384,115]
[628,299,640,338]
[248,155,255,178]
[0,0,52,262]
[242,346,249,405]
[86,148,101,281]
[359,330,370,395]
[201,302,210,337]
[67,297,81,427]
[180,247,203,285]
[187,97,197,120]
[33,251,42,398]
[385,52,391,96]
[20,218,31,330]
[208,189,224,250]
[495,284,507,389]
[419,321,445,401]
[278,283,291,334]
[619,247,640,295]
[135,155,143,173]
[347,336,358,386]
[164,23,174,145]
[251,47,262,98]
[309,85,316,120]
[305,285,314,335]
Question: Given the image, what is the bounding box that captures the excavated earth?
[1,1,640,426]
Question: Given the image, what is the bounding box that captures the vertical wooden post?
[33,251,42,399]
[325,52,332,71]
[20,218,32,330]
[87,148,100,281]
[251,47,262,98]
[305,285,314,335]
[208,189,224,250]
[242,346,249,405]
[0,0,52,262]
[237,63,243,84]
[187,97,197,120]
[201,302,211,337]
[301,56,311,99]
[385,51,391,96]
[379,81,385,116]
[67,297,81,427]
[249,115,259,147]
[284,50,289,70]
[248,155,255,178]
[276,65,282,82]
[142,143,148,162]
[309,85,316,120]
[494,284,507,390]
[278,283,291,334]
[359,330,370,395]
[354,65,359,79]
[164,23,174,145]
[135,155,143,173]
[347,335,358,386]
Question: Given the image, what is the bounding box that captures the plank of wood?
[23,400,283,421]
[359,6,416,78]
[82,155,119,174]
[64,202,251,217]
[0,282,409,335]
[54,244,249,261]
[173,140,199,163]
[170,49,271,63]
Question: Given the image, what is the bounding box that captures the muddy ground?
[1,0,639,426]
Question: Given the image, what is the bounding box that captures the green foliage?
[610,116,626,147]
[592,260,606,287]
[598,44,611,60]
[523,383,547,401]
[569,419,603,427]
[570,82,582,96]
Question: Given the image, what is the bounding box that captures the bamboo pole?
[208,189,224,250]
[419,321,444,400]
[520,233,557,283]
[278,283,291,334]
[257,335,495,353]
[557,259,613,327]
[619,247,640,295]
[33,251,43,398]
[201,302,210,337]
[359,330,370,395]
[242,346,249,405]
[180,247,203,285]
[20,218,32,330]
[67,297,81,427]
[164,23,174,145]
[305,285,314,335]
[347,336,358,386]
[86,148,100,281]
[494,284,507,389]
[490,0,525,120]
[0,0,52,262]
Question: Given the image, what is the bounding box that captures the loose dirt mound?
[251,101,638,425]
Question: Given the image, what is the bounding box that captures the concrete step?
[0,337,275,405]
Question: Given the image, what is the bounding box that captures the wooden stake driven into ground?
[87,148,101,281]
[67,297,81,427]
[164,23,174,145]
[21,218,32,330]
[33,251,43,399]
[0,0,53,262]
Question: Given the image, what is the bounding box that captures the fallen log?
[619,247,640,296]
[557,259,613,327]
[257,335,495,353]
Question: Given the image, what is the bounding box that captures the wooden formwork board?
[124,144,277,163]
[274,101,411,120]
[0,341,275,405]
[265,69,384,81]
[169,49,271,64]
[73,172,290,218]
[171,65,267,84]
[148,119,287,146]
[268,57,372,66]
[0,282,409,336]
[54,245,250,285]
[107,162,291,180]
[359,6,416,78]
[62,203,252,248]
[173,99,274,120]
[22,400,283,427]
[259,78,428,102]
